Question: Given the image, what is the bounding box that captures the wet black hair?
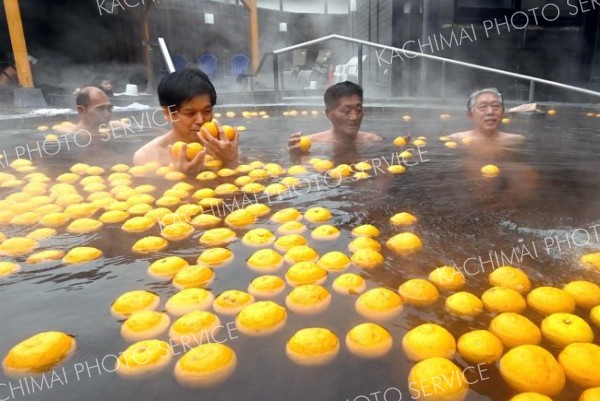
[324,81,363,110]
[158,68,217,110]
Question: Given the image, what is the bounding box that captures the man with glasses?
[449,88,524,145]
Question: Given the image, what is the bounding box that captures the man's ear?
[324,108,331,120]
[162,106,176,122]
[466,110,473,121]
[76,105,85,115]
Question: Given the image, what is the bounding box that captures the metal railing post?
[529,80,535,103]
[273,53,280,101]
[358,45,363,86]
[441,61,446,100]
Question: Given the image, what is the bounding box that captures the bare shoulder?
[499,131,526,144]
[448,130,472,140]
[357,131,383,142]
[307,130,333,142]
[133,133,171,165]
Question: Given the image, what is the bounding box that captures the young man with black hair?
[133,68,239,174]
[288,81,382,155]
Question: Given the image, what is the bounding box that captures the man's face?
[326,94,364,137]
[165,94,213,141]
[81,91,113,129]
[468,93,504,134]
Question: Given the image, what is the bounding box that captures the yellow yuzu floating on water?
[445,291,483,318]
[242,228,276,247]
[56,173,80,184]
[11,212,41,226]
[0,210,16,225]
[286,284,331,315]
[213,290,254,315]
[500,345,565,396]
[332,273,366,295]
[39,212,71,228]
[407,357,468,401]
[527,287,576,315]
[166,288,214,316]
[248,168,269,180]
[580,388,600,401]
[121,216,155,233]
[196,171,218,181]
[161,222,195,241]
[244,203,271,217]
[248,275,286,298]
[284,245,319,264]
[351,224,380,237]
[317,251,351,272]
[304,207,332,223]
[131,236,169,254]
[169,310,221,345]
[279,176,301,188]
[489,313,541,348]
[285,261,327,287]
[352,171,370,180]
[191,188,216,200]
[313,159,335,173]
[172,264,215,290]
[386,232,423,255]
[481,286,527,313]
[398,279,439,306]
[390,212,418,226]
[388,164,407,174]
[116,339,172,378]
[26,250,65,264]
[26,228,57,241]
[274,234,307,252]
[346,323,393,359]
[148,256,189,280]
[581,252,600,270]
[0,237,38,257]
[224,209,256,228]
[393,136,407,147]
[481,164,501,177]
[215,183,239,196]
[277,220,307,235]
[198,197,222,209]
[66,217,103,234]
[198,248,234,267]
[199,228,236,246]
[236,301,287,336]
[541,312,594,348]
[488,266,531,294]
[241,182,265,194]
[547,109,557,116]
[175,343,237,388]
[563,280,600,309]
[348,236,381,253]
[399,150,413,160]
[402,323,456,361]
[355,287,403,321]
[111,290,160,319]
[428,265,466,290]
[287,165,308,175]
[121,310,171,342]
[457,330,503,364]
[445,141,458,148]
[127,203,154,216]
[0,261,21,276]
[559,343,600,388]
[271,208,302,223]
[353,161,372,172]
[190,213,222,228]
[2,332,76,376]
[169,141,185,158]
[311,224,340,241]
[351,248,384,269]
[246,248,283,272]
[412,139,426,147]
[286,327,339,366]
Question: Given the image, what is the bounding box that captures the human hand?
[288,131,303,154]
[170,143,207,175]
[198,120,239,168]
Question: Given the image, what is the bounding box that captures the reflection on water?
[0,108,598,401]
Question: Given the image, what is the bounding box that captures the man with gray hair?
[449,88,524,145]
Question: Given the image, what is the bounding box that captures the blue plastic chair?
[230,54,250,78]
[198,54,219,79]
[172,54,189,71]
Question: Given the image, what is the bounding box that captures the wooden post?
[3,0,34,88]
[241,0,260,74]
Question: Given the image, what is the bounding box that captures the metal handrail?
[271,34,600,101]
